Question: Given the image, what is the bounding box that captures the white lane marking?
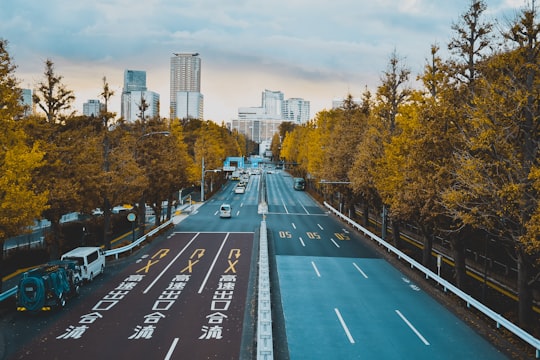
[353,262,368,278]
[281,198,289,214]
[164,338,179,360]
[301,203,309,214]
[143,233,200,294]
[240,202,244,207]
[395,310,430,345]
[236,210,240,216]
[317,223,324,230]
[198,233,230,294]
[334,308,355,344]
[292,223,296,229]
[311,261,321,277]
[214,210,218,216]
[330,238,340,248]
[299,237,306,247]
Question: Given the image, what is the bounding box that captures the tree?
[447,0,493,89]
[32,59,75,123]
[0,41,48,286]
[372,50,411,246]
[442,5,540,330]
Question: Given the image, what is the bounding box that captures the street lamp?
[135,130,171,237]
[201,157,222,202]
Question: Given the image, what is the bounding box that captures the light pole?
[135,130,170,236]
[201,157,222,202]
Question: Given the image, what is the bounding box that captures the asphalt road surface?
[9,232,254,360]
[265,170,508,359]
[1,170,513,359]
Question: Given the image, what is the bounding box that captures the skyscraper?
[121,70,147,121]
[170,52,202,120]
[83,99,104,117]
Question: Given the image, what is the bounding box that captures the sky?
[0,0,527,123]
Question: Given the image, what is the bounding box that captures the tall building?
[123,91,160,122]
[283,98,310,124]
[170,52,202,119]
[83,99,104,117]
[123,70,147,93]
[230,89,310,144]
[122,70,147,121]
[261,90,284,119]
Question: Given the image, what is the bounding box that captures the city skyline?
[1,0,525,122]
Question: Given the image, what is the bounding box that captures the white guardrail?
[0,219,175,302]
[104,218,173,260]
[324,201,540,358]
[257,220,273,359]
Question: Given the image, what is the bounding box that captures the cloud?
[0,0,526,122]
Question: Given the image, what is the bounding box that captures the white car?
[220,204,232,218]
[234,185,245,194]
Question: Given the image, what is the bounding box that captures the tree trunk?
[422,232,433,269]
[363,203,369,228]
[103,198,112,250]
[392,221,402,249]
[50,219,62,260]
[517,247,533,331]
[451,234,467,289]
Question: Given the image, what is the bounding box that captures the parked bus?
[293,177,306,191]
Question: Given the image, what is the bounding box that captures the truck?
[16,260,82,313]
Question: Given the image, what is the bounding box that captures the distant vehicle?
[231,171,241,181]
[16,260,82,313]
[220,204,232,218]
[234,185,245,194]
[61,246,105,282]
[294,177,306,191]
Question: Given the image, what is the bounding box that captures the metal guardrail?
[0,286,17,301]
[324,201,540,358]
[257,220,273,359]
[104,218,173,260]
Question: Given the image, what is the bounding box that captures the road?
[265,170,508,359]
[2,170,510,359]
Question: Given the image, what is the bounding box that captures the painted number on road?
[306,232,321,240]
[334,233,350,240]
[279,231,292,238]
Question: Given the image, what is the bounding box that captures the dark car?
[16,260,82,313]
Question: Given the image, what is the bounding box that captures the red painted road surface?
[11,232,254,360]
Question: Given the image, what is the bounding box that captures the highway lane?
[265,170,508,359]
[6,175,262,360]
[10,232,254,359]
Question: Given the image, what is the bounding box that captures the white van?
[219,204,232,218]
[61,247,105,281]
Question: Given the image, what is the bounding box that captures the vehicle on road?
[293,177,306,190]
[16,260,82,312]
[219,203,232,218]
[61,246,105,282]
[234,185,246,194]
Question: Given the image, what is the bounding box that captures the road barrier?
[256,220,273,359]
[104,218,173,260]
[324,201,540,358]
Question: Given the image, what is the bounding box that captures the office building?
[123,70,147,93]
[121,70,160,122]
[230,89,310,144]
[170,52,202,119]
[283,98,310,124]
[83,99,104,117]
[123,91,160,122]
